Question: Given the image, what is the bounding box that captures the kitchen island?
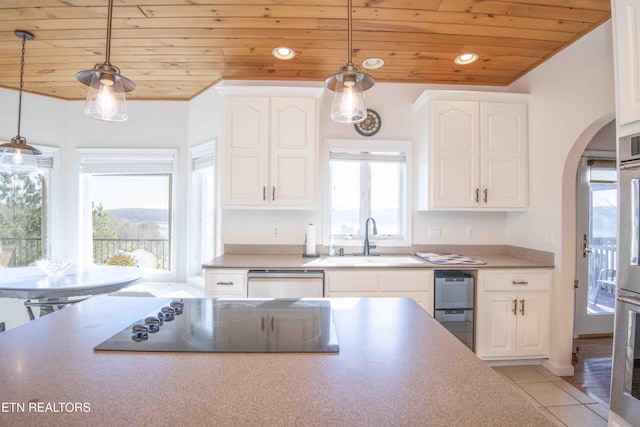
[0,296,551,426]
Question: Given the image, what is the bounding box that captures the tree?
[0,173,43,238]
[92,202,117,239]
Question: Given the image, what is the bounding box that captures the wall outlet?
[467,227,475,239]
[428,226,441,239]
[273,227,279,237]
[545,230,553,244]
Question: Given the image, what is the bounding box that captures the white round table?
[0,265,143,319]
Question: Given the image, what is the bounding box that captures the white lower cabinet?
[476,270,551,360]
[205,269,248,297]
[325,269,434,315]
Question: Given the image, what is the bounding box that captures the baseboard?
[541,359,574,376]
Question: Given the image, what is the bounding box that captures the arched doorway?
[560,112,615,402]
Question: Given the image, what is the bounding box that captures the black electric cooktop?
[94,299,339,353]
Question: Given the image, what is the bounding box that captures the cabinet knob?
[475,188,480,203]
[512,299,517,315]
[272,186,276,201]
[483,188,488,203]
[216,281,234,286]
[512,280,528,285]
[519,299,525,315]
[263,186,266,201]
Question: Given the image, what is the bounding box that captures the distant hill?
[108,208,168,223]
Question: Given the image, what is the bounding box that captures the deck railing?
[1,237,171,271]
[0,237,44,267]
[93,238,170,270]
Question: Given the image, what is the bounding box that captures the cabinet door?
[515,292,550,357]
[480,102,528,208]
[612,0,640,125]
[270,97,317,207]
[477,292,517,358]
[223,97,270,206]
[325,270,378,293]
[429,100,480,208]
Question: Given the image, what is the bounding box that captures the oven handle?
[620,158,640,170]
[617,295,640,307]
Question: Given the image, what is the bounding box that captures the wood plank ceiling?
[0,0,611,101]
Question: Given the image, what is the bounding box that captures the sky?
[89,175,170,211]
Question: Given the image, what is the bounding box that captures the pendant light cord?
[105,0,114,65]
[16,32,26,139]
[347,0,353,65]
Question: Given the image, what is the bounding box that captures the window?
[0,146,56,267]
[78,149,176,277]
[189,142,216,276]
[325,140,411,245]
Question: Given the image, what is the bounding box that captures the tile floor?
[492,365,610,427]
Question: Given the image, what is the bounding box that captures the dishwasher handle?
[247,270,324,280]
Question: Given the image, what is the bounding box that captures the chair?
[0,245,15,267]
[594,268,616,305]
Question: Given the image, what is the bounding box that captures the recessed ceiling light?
[454,53,478,65]
[272,47,295,60]
[362,58,384,70]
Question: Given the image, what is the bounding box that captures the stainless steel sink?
[303,255,424,267]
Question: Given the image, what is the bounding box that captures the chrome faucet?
[363,217,378,255]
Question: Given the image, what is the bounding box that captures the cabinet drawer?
[481,270,551,292]
[379,270,432,292]
[326,271,378,292]
[205,270,247,296]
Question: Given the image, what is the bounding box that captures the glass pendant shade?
[76,0,134,122]
[330,73,367,123]
[0,146,38,174]
[325,0,375,124]
[84,71,128,122]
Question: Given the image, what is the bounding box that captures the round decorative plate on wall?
[354,109,381,137]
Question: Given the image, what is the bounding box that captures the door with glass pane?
[574,159,617,335]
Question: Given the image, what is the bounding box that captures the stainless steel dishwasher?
[247,270,324,298]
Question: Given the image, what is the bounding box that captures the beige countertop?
[0,296,552,426]
[202,253,554,270]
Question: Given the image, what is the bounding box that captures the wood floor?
[561,336,613,404]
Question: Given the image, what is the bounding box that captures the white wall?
[507,20,615,375]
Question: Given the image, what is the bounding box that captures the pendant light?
[325,0,375,124]
[76,0,135,122]
[0,31,41,175]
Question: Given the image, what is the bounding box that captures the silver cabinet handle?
[483,188,488,203]
[272,186,276,201]
[520,299,525,315]
[263,186,266,201]
[512,280,528,285]
[216,281,234,286]
[512,299,517,315]
[475,188,480,203]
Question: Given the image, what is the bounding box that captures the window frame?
[187,141,217,280]
[0,143,59,266]
[77,148,178,281]
[323,139,412,248]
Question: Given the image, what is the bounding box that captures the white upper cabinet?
[218,87,324,209]
[612,0,640,127]
[415,91,529,211]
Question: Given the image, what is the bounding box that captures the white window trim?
[323,139,413,248]
[76,148,179,282]
[187,141,216,282]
